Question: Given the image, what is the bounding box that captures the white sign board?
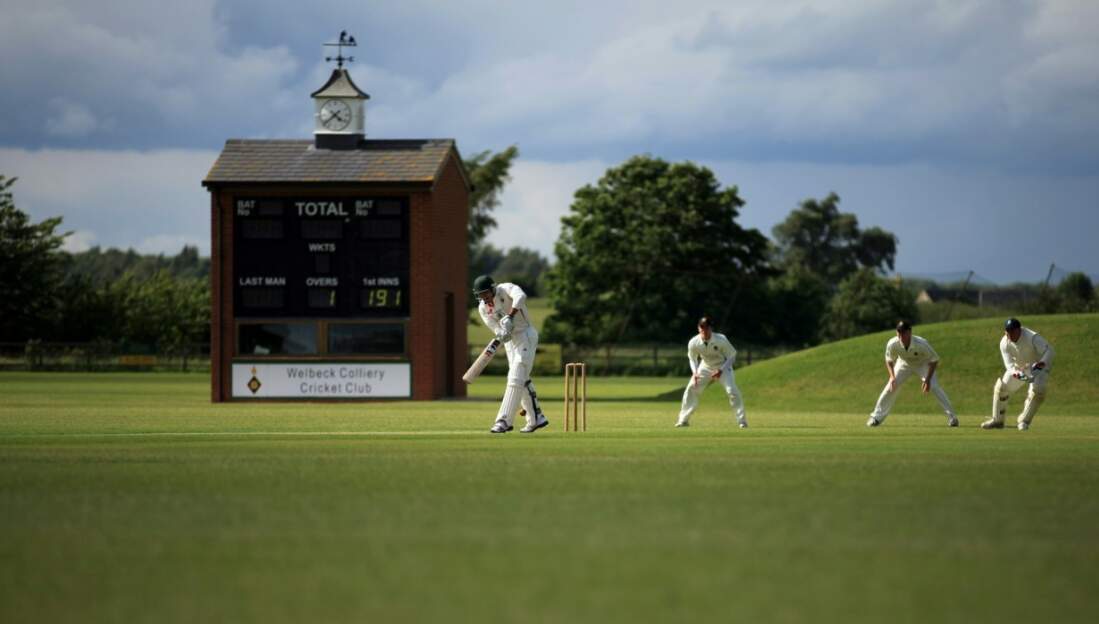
[232,362,411,399]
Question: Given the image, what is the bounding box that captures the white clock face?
[320,100,352,131]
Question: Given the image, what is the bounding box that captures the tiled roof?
[203,139,466,186]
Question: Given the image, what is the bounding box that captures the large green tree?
[0,176,69,341]
[772,192,897,285]
[544,156,771,345]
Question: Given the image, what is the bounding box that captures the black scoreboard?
[233,197,409,318]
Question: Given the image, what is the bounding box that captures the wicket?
[564,362,587,431]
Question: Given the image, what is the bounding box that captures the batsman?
[473,275,548,434]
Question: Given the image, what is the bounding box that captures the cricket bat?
[463,338,502,384]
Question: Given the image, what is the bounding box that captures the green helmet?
[472,274,495,296]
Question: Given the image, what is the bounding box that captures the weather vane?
[324,31,357,69]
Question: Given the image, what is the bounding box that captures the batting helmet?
[472,275,496,296]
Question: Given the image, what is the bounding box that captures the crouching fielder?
[473,275,548,434]
[982,318,1054,431]
[675,316,748,429]
[867,321,957,427]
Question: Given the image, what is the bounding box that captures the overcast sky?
[1,0,1097,283]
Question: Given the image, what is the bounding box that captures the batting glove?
[500,315,514,335]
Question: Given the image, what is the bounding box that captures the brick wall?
[435,154,470,398]
[409,152,470,399]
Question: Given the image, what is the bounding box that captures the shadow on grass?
[458,393,682,403]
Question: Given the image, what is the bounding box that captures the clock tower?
[312,32,369,150]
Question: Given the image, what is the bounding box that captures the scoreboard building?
[202,61,470,401]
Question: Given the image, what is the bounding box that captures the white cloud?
[62,230,97,253]
[136,234,205,255]
[0,147,216,254]
[2,0,1096,170]
[0,0,300,146]
[489,159,607,257]
[44,99,105,138]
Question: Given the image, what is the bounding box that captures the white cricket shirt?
[688,332,737,373]
[1000,327,1054,371]
[884,335,940,367]
[478,282,532,334]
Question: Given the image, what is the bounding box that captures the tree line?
[3,156,1095,352]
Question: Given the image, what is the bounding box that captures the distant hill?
[735,313,1099,418]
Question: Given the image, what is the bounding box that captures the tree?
[469,243,548,295]
[116,271,209,352]
[772,192,897,285]
[1057,272,1095,312]
[464,145,519,249]
[822,269,918,340]
[543,156,771,345]
[50,274,125,342]
[64,245,210,285]
[0,176,69,341]
[760,266,831,347]
[494,247,550,296]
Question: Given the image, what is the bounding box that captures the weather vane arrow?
[324,30,358,69]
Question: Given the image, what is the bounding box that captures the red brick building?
[202,67,470,401]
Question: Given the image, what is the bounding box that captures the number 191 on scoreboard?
[361,287,403,309]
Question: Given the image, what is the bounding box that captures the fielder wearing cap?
[674,316,748,429]
[473,275,548,434]
[982,318,1054,431]
[867,321,958,428]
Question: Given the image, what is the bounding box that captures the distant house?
[916,286,1031,307]
[915,287,980,305]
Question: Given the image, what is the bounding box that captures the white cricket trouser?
[991,367,1050,426]
[870,361,955,423]
[496,327,540,427]
[677,365,746,426]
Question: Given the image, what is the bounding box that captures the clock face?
[319,100,352,131]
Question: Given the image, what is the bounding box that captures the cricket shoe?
[980,419,1005,430]
[947,416,959,427]
[520,413,549,433]
[738,421,748,429]
[489,420,513,434]
[866,416,881,427]
[1017,422,1030,431]
[674,421,689,428]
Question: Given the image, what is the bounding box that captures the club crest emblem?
[247,366,262,394]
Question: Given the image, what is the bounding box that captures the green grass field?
[3,315,1098,623]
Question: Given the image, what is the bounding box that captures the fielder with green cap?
[472,275,548,434]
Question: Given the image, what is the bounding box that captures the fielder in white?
[675,317,748,429]
[982,317,1054,431]
[867,321,957,427]
[473,275,548,434]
